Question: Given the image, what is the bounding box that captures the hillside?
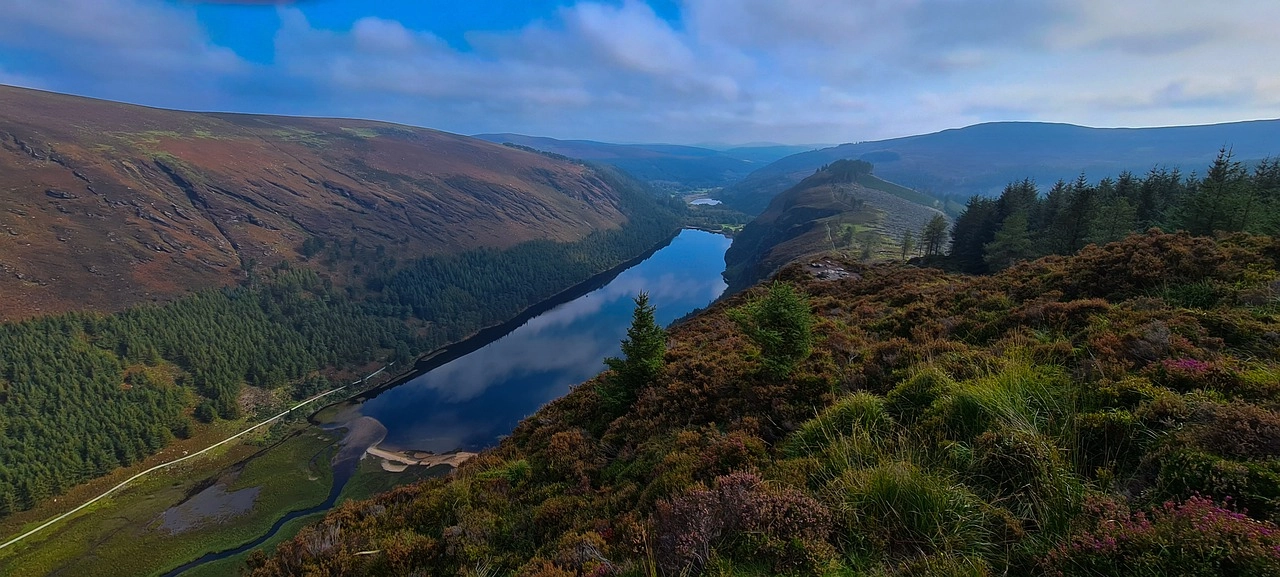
[0,85,636,321]
[473,133,809,191]
[718,120,1280,215]
[723,160,945,292]
[249,231,1280,576]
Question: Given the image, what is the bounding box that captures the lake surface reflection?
[358,229,731,453]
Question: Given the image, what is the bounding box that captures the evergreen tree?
[949,196,1000,273]
[730,282,814,379]
[984,211,1034,271]
[921,214,950,258]
[1088,196,1139,245]
[599,293,666,414]
[1176,148,1247,235]
[900,229,916,261]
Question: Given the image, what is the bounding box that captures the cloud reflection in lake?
[358,229,731,453]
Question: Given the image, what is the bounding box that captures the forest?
[0,167,682,517]
[943,149,1280,273]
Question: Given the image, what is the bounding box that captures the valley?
[2,68,1280,577]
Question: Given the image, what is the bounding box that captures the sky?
[1,0,1278,145]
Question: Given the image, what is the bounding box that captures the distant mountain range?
[473,133,817,190]
[0,86,647,320]
[718,120,1280,215]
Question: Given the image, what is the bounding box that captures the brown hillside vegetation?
[0,85,626,320]
[724,159,944,292]
[249,231,1280,576]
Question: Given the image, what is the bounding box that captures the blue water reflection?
[359,229,731,453]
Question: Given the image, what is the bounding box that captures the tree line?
[940,149,1280,273]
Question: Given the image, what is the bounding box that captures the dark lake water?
[359,228,731,453]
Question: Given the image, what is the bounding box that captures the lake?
[166,228,732,575]
[358,228,732,453]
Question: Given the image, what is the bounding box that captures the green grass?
[856,174,943,211]
[0,428,338,577]
[341,127,380,139]
[181,511,326,577]
[180,455,456,576]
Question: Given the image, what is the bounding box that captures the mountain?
[723,160,946,292]
[0,85,639,321]
[472,133,809,190]
[249,231,1280,577]
[718,120,1280,215]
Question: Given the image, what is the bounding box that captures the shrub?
[1146,357,1239,392]
[655,471,834,575]
[1156,450,1280,521]
[1043,496,1280,577]
[730,282,815,379]
[1187,402,1280,460]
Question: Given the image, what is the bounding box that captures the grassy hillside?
[724,160,946,292]
[247,231,1280,576]
[719,120,1280,216]
[0,85,636,321]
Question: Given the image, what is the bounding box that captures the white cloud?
[0,0,245,108]
[2,0,1280,143]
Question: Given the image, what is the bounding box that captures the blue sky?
[1,1,1277,144]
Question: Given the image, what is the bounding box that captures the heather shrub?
[1043,496,1280,577]
[1156,450,1280,521]
[1146,357,1239,392]
[1187,402,1280,460]
[655,471,834,575]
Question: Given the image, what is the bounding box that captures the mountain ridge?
[0,85,639,321]
[718,118,1280,215]
[473,132,813,191]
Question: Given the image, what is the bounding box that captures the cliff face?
[0,85,634,320]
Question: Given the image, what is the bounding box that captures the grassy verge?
[182,512,326,577]
[182,456,456,576]
[0,426,337,577]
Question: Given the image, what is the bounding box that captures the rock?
[45,189,77,200]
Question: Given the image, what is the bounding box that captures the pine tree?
[983,211,1034,271]
[729,282,814,379]
[921,214,950,258]
[599,293,666,414]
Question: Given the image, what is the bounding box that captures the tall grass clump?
[825,461,995,566]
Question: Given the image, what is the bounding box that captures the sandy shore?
[366,445,477,471]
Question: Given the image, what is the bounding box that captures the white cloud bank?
[1,0,1278,143]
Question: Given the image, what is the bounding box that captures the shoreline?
[310,227,687,416]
